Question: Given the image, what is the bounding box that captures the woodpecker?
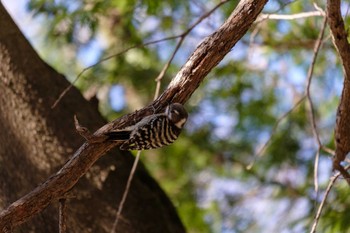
[105,103,188,150]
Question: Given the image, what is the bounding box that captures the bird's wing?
[105,113,165,141]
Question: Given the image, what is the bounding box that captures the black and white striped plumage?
[106,103,188,150]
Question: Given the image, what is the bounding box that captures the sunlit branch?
[259,11,324,21]
[314,150,320,194]
[254,3,325,26]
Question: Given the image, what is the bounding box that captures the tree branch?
[259,11,324,21]
[0,0,268,230]
[327,0,350,182]
[309,165,350,233]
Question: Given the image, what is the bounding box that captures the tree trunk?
[0,3,185,233]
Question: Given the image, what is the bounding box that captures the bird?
[105,103,188,150]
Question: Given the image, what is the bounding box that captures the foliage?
[18,0,350,232]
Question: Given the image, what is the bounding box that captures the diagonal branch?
[0,0,268,230]
[327,0,350,182]
[310,165,350,233]
[95,0,268,134]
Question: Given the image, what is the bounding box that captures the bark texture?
[327,0,350,181]
[0,0,268,231]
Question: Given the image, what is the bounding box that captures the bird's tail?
[105,130,131,141]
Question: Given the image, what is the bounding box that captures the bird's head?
[165,103,188,129]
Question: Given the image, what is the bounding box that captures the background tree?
[2,0,350,233]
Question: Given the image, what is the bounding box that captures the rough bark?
[327,0,350,181]
[0,0,268,231]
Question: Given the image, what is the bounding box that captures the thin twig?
[59,199,67,233]
[51,36,178,109]
[154,38,184,100]
[314,150,320,194]
[52,0,229,109]
[257,4,325,23]
[247,96,306,169]
[74,115,92,140]
[111,151,141,233]
[259,11,324,21]
[310,165,350,233]
[74,115,106,143]
[304,15,334,191]
[309,174,338,233]
[153,0,229,100]
[305,16,327,149]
